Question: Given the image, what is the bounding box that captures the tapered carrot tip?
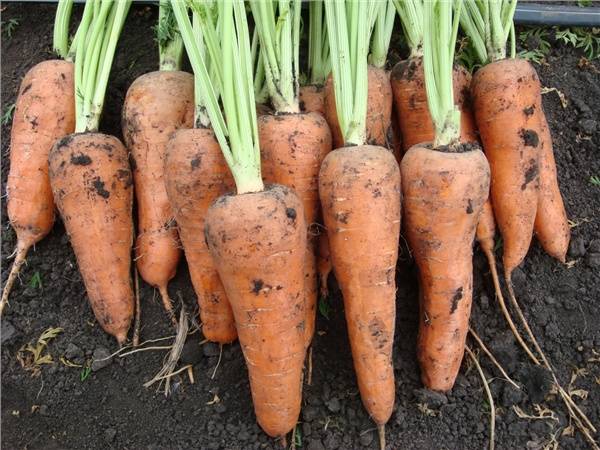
[158,285,177,327]
[0,244,29,316]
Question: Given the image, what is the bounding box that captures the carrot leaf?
[307,1,331,86]
[156,0,184,71]
[53,0,74,60]
[393,0,423,57]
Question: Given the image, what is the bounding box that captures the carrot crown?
[74,0,132,133]
[250,0,302,114]
[369,1,396,69]
[173,0,264,195]
[423,0,462,147]
[156,0,184,71]
[53,0,75,61]
[307,1,331,86]
[325,0,378,146]
[459,0,517,64]
[393,0,423,58]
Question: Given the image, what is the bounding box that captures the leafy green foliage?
[294,424,302,447]
[518,27,550,64]
[2,18,20,39]
[455,37,481,73]
[318,296,331,320]
[154,2,179,51]
[555,27,600,60]
[28,271,42,290]
[80,365,92,382]
[519,26,600,63]
[1,103,15,126]
[590,175,600,186]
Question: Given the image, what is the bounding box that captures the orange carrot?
[299,85,326,116]
[49,133,134,343]
[402,144,490,390]
[401,1,491,391]
[164,128,237,344]
[205,185,307,437]
[1,60,75,314]
[319,145,400,428]
[259,113,332,351]
[472,58,542,278]
[533,106,570,262]
[122,70,194,323]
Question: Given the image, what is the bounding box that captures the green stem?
[250,0,299,113]
[393,0,423,58]
[368,0,396,69]
[53,0,74,60]
[308,1,330,86]
[158,0,183,71]
[423,0,462,147]
[173,0,263,195]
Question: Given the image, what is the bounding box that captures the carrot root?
[377,424,386,450]
[159,285,177,328]
[0,245,29,316]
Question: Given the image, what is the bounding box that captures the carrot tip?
[0,245,29,316]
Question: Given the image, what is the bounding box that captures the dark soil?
[2,4,600,450]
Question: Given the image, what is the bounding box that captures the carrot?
[1,2,78,315]
[49,133,134,343]
[472,59,541,277]
[401,1,490,391]
[298,1,333,300]
[251,2,332,358]
[534,107,570,262]
[173,1,307,438]
[321,3,400,447]
[122,6,193,323]
[164,128,237,344]
[259,113,332,352]
[47,0,134,343]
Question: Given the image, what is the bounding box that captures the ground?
[1,4,600,450]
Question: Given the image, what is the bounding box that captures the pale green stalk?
[325,0,377,146]
[423,0,463,147]
[393,0,423,57]
[74,0,132,132]
[308,1,330,85]
[250,0,300,113]
[53,0,74,60]
[172,0,263,194]
[157,0,184,71]
[459,0,517,64]
[369,0,396,68]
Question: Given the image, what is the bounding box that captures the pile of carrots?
[3,0,580,448]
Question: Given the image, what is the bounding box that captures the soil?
[2,4,600,450]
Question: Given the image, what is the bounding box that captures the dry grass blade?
[469,326,520,390]
[513,404,558,422]
[466,346,495,450]
[143,306,189,396]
